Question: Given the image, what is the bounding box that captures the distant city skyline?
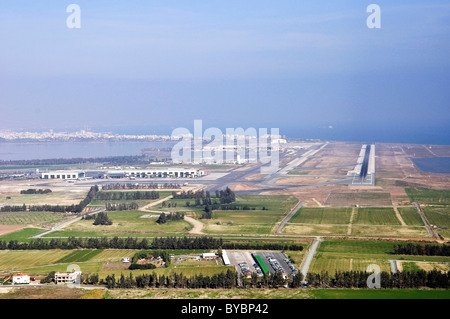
[0,1,449,144]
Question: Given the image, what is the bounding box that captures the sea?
[411,157,450,174]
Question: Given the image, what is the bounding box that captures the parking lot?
[226,250,298,276]
[255,251,298,276]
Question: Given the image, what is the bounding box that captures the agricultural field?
[324,192,392,206]
[202,195,298,235]
[0,211,71,227]
[405,188,450,205]
[0,228,44,242]
[308,240,450,274]
[349,225,428,238]
[353,208,401,226]
[422,206,450,239]
[0,250,72,272]
[43,210,192,238]
[397,207,425,226]
[289,208,352,224]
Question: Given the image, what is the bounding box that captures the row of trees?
[102,183,180,190]
[303,270,449,289]
[156,212,184,224]
[96,191,160,201]
[1,186,98,213]
[104,270,238,289]
[105,203,139,211]
[392,243,450,256]
[0,236,223,250]
[0,236,305,251]
[222,242,303,251]
[20,188,52,194]
[151,236,223,250]
[172,188,236,205]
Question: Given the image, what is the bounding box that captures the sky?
[0,1,449,143]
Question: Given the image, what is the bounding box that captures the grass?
[104,288,450,300]
[401,262,421,272]
[289,208,352,224]
[0,228,44,242]
[0,188,89,206]
[353,208,402,225]
[350,225,428,238]
[397,207,425,226]
[405,188,450,205]
[308,289,450,299]
[0,211,70,226]
[56,249,104,263]
[45,210,192,238]
[97,266,235,281]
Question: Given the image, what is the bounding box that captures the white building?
[221,250,230,266]
[121,257,131,263]
[54,271,82,285]
[12,273,30,284]
[41,170,85,180]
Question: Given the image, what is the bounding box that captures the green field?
[397,207,425,226]
[0,250,72,271]
[284,224,349,236]
[0,228,44,242]
[353,208,401,225]
[349,225,428,238]
[422,207,450,239]
[202,195,298,235]
[43,210,192,238]
[405,188,450,205]
[0,211,70,226]
[57,249,104,263]
[289,208,352,224]
[309,240,450,274]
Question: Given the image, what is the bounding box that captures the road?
[300,237,322,279]
[413,202,439,239]
[276,200,304,234]
[32,208,105,239]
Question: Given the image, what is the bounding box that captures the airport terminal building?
[41,168,205,180]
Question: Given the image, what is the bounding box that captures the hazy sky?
[0,1,449,143]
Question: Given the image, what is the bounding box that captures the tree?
[93,212,113,225]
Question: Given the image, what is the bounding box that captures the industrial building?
[41,170,85,180]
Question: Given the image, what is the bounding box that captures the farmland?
[308,240,450,274]
[0,211,70,227]
[289,208,352,224]
[353,208,401,225]
[202,195,298,235]
[397,207,425,226]
[405,188,450,205]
